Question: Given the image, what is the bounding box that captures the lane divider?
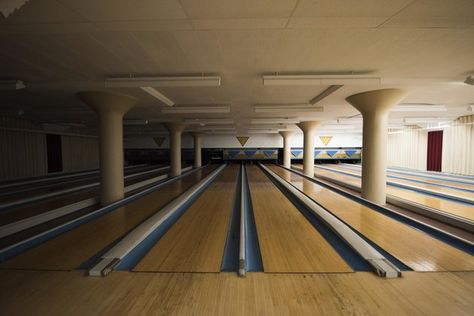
[0,166,204,262]
[238,164,247,277]
[311,168,474,233]
[287,165,474,253]
[315,165,474,205]
[341,163,474,185]
[261,164,401,278]
[331,164,474,193]
[89,164,226,277]
[0,166,170,212]
[0,164,147,191]
[0,167,193,239]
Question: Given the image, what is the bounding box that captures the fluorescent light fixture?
[310,85,343,105]
[162,105,230,114]
[392,104,446,112]
[250,118,300,124]
[198,126,236,131]
[124,120,149,126]
[263,74,380,86]
[106,75,221,88]
[254,104,323,113]
[464,75,474,85]
[248,130,279,134]
[0,80,25,90]
[184,118,234,125]
[140,87,174,106]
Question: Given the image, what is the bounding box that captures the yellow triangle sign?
[153,137,166,147]
[236,136,249,147]
[319,136,332,146]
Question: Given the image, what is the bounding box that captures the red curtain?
[427,131,443,172]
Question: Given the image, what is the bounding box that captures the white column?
[279,131,294,169]
[192,132,202,168]
[164,123,186,177]
[296,121,320,177]
[346,88,407,204]
[77,91,138,205]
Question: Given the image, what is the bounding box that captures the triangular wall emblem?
[319,136,332,146]
[236,136,249,147]
[153,137,166,147]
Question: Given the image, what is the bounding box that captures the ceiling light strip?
[106,76,221,88]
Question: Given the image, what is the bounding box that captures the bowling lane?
[134,165,238,273]
[0,166,215,271]
[270,166,474,272]
[310,166,474,221]
[0,165,166,204]
[0,166,171,226]
[329,164,474,193]
[246,165,352,273]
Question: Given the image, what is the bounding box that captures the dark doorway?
[427,131,443,172]
[46,134,63,173]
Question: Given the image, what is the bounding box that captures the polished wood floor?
[272,166,474,271]
[310,166,474,221]
[0,270,473,315]
[325,164,474,200]
[0,167,214,270]
[247,165,351,273]
[134,165,238,272]
[338,164,474,190]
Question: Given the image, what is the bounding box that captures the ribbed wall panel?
[61,136,99,172]
[0,116,47,180]
[387,129,427,171]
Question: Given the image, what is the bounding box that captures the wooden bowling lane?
[271,166,474,272]
[0,167,170,226]
[246,165,351,273]
[134,165,238,273]
[328,164,474,194]
[0,167,215,271]
[312,166,474,221]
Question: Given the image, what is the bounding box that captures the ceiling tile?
[191,18,288,30]
[288,17,387,28]
[1,0,87,24]
[293,0,412,17]
[57,0,187,21]
[179,0,298,19]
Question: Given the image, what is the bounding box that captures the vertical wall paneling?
[61,135,99,173]
[442,115,474,175]
[0,116,47,180]
[387,129,427,171]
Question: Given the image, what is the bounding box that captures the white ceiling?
[0,0,473,135]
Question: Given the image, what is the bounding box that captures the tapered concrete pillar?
[77,91,138,205]
[164,123,186,177]
[279,131,294,169]
[346,88,407,204]
[296,121,320,177]
[192,132,202,168]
